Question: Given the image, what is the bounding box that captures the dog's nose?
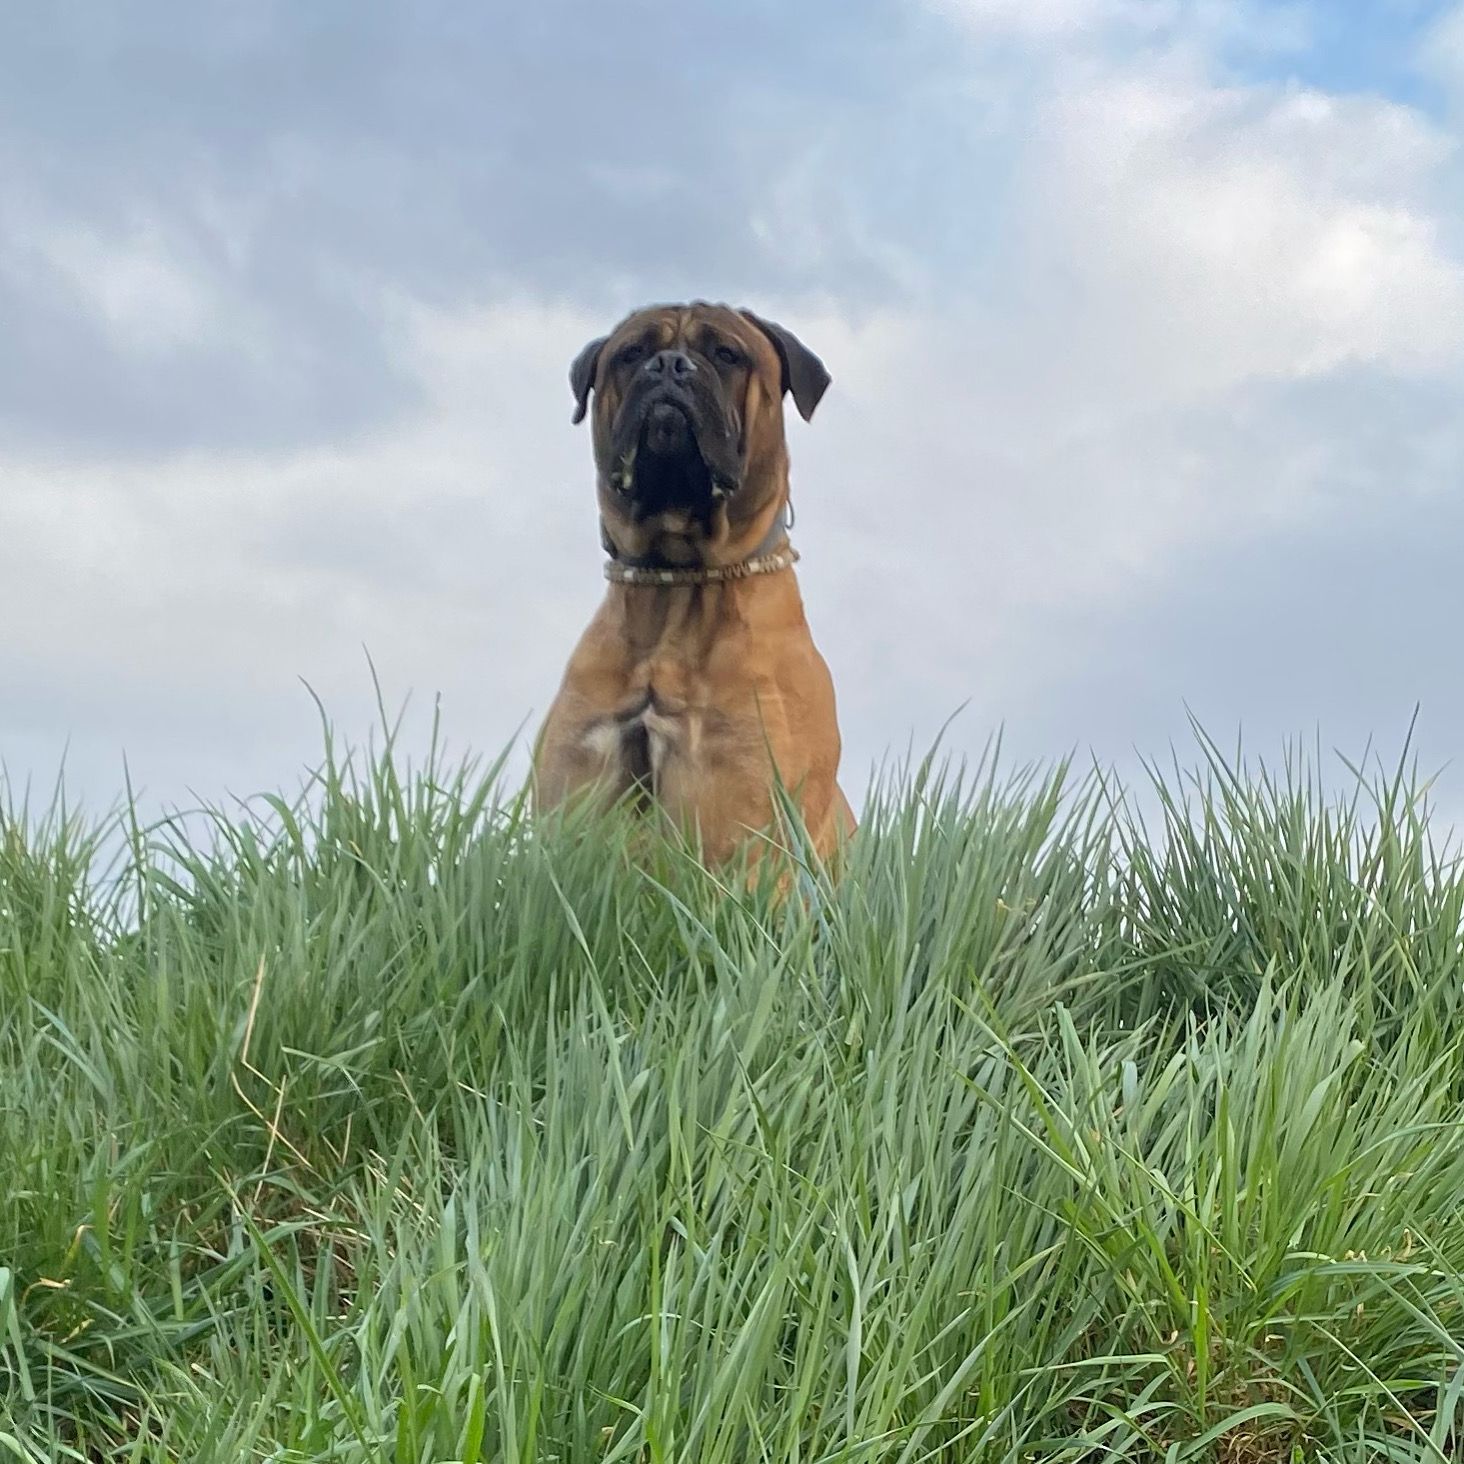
[644,349,696,380]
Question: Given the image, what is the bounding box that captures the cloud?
[773,32,1464,780]
[0,4,936,462]
[1422,3,1464,89]
[2,1,1463,818]
[0,181,421,455]
[1018,65,1464,402]
[8,213,218,354]
[926,0,1128,40]
[928,0,1313,54]
[0,296,609,804]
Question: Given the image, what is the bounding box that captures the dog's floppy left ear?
[569,335,608,425]
[740,310,831,422]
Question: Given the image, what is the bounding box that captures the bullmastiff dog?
[533,301,854,865]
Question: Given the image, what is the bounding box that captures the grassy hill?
[2,731,1462,1462]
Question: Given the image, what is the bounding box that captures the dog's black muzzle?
[607,355,743,506]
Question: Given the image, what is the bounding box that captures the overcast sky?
[4,1,1464,823]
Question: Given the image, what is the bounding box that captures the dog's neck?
[601,503,794,586]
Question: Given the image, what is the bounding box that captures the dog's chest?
[580,681,712,803]
[585,701,682,791]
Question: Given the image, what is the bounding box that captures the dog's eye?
[713,345,742,367]
[616,343,646,367]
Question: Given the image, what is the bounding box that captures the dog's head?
[569,302,829,566]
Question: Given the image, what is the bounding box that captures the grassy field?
[2,727,1463,1463]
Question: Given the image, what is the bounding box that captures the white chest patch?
[640,706,682,781]
[581,703,690,794]
[580,721,623,762]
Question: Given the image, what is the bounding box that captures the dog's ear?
[569,335,608,425]
[740,310,831,422]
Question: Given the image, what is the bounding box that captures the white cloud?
[0,298,609,804]
[4,4,1464,813]
[1422,3,1464,90]
[927,0,1129,40]
[928,0,1311,52]
[1021,66,1464,399]
[9,34,1464,803]
[0,206,221,353]
[770,40,1464,773]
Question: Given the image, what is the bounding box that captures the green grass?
[2,721,1463,1462]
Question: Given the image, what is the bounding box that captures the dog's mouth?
[610,388,740,511]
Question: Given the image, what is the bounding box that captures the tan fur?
[534,303,854,865]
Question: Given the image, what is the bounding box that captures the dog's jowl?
[533,301,854,864]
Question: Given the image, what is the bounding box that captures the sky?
[3,0,1464,825]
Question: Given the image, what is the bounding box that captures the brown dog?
[533,301,854,865]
